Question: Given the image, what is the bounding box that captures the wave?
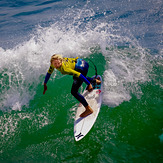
[0,7,160,111]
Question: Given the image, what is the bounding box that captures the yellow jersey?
[47,57,81,78]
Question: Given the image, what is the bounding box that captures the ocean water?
[0,0,162,162]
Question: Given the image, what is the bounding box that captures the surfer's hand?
[87,84,93,92]
[43,83,47,95]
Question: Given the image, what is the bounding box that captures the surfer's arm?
[44,65,55,84]
[79,74,90,85]
[63,67,90,85]
[79,74,93,92]
[43,65,54,95]
[43,73,50,94]
[44,73,51,84]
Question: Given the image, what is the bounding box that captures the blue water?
[0,0,162,52]
[0,0,162,162]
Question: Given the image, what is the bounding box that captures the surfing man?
[43,54,101,117]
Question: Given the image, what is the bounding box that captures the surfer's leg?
[71,77,93,117]
[71,78,88,107]
[73,60,95,117]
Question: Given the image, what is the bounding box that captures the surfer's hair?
[50,54,63,63]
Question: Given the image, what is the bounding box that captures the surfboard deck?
[74,75,102,141]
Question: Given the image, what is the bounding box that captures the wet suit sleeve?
[44,65,54,84]
[79,74,90,85]
[60,67,90,85]
[44,73,51,84]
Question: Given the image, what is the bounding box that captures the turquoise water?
[0,0,163,162]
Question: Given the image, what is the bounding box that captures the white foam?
[103,69,131,107]
[0,8,153,110]
[0,110,51,138]
[103,47,151,106]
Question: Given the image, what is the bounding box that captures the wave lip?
[0,6,157,111]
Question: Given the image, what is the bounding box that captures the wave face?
[0,0,162,162]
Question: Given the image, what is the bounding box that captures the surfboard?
[74,75,102,141]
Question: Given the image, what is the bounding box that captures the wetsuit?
[44,57,93,107]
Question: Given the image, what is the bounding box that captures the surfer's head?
[50,54,63,68]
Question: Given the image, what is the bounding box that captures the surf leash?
[86,58,98,78]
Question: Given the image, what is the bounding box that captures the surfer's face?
[52,59,62,68]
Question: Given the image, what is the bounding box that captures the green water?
[0,51,163,162]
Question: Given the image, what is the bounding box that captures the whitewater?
[0,0,162,162]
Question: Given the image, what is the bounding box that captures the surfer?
[43,54,101,117]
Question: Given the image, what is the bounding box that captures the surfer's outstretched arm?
[43,83,47,94]
[43,64,55,94]
[43,57,56,95]
[43,72,51,94]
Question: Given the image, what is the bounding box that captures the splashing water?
[0,7,154,111]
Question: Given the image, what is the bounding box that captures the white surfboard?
[74,75,102,141]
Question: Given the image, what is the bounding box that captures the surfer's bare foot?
[80,105,93,117]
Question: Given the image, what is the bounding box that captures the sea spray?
[0,1,162,162]
[0,15,153,111]
[103,47,152,106]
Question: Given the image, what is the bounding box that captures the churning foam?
[103,47,152,107]
[0,8,152,110]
